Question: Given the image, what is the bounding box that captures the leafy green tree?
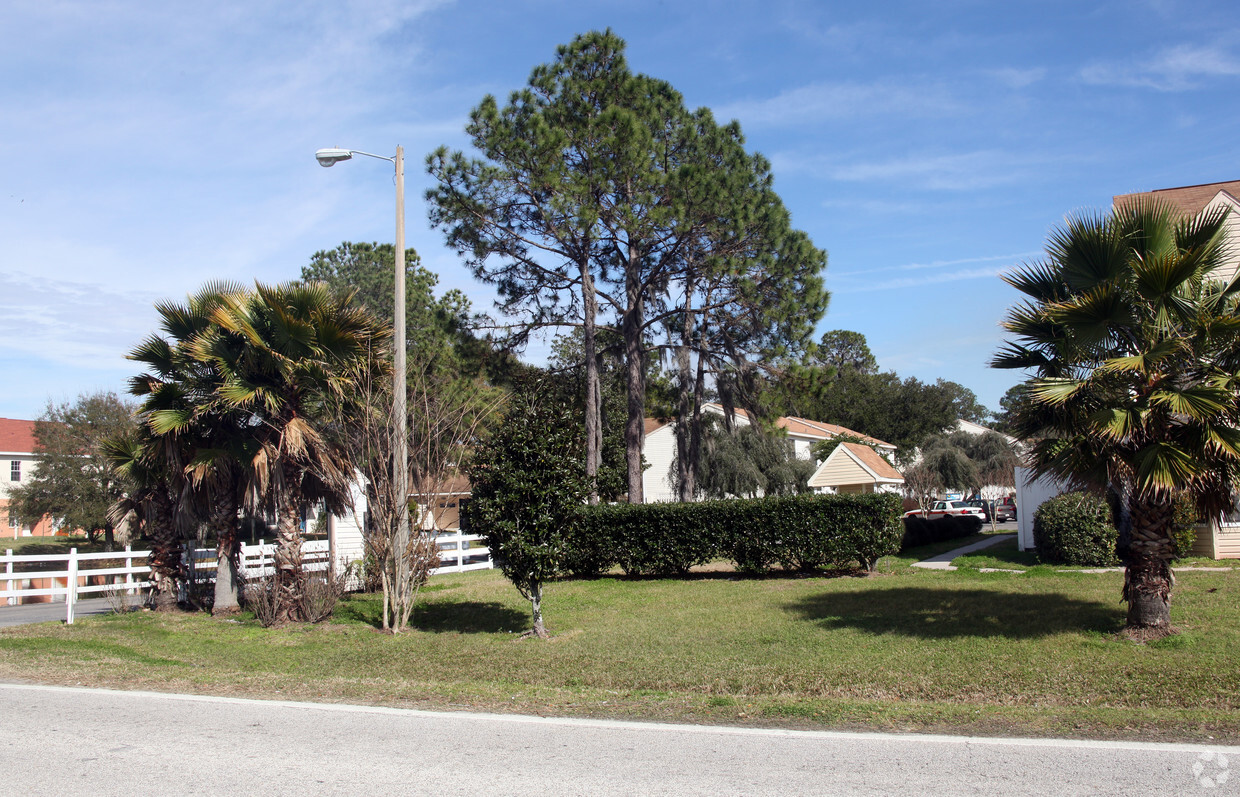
[430,30,826,504]
[993,199,1240,632]
[814,330,878,376]
[9,392,136,549]
[767,362,977,462]
[301,242,472,376]
[992,383,1032,435]
[464,383,589,638]
[684,415,815,500]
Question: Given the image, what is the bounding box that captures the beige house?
[807,441,905,495]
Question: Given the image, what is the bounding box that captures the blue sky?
[3,0,1239,421]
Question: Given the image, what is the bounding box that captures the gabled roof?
[644,418,669,436]
[840,442,904,482]
[0,418,36,454]
[777,415,896,451]
[807,441,904,490]
[1113,180,1240,217]
[647,404,897,450]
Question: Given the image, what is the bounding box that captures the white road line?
[3,681,1235,753]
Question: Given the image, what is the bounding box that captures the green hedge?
[901,514,983,549]
[1033,491,1118,566]
[569,492,904,576]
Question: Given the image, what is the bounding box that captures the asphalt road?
[1,684,1234,796]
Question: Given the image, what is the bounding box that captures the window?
[9,460,19,482]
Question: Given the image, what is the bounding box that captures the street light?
[314,145,409,571]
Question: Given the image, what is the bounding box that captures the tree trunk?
[1123,494,1175,630]
[623,249,646,504]
[274,463,305,622]
[675,278,698,502]
[582,261,601,505]
[146,490,180,611]
[689,347,706,496]
[528,583,548,639]
[211,492,241,614]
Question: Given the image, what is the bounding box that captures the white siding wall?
[642,425,679,503]
[328,479,367,575]
[0,454,36,501]
[1015,466,1067,551]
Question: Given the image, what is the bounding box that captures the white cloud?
[0,272,163,371]
[829,150,1034,191]
[833,252,1038,278]
[715,80,959,128]
[989,66,1047,89]
[834,266,1005,293]
[1080,43,1240,91]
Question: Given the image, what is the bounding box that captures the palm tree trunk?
[147,490,180,611]
[211,492,241,614]
[1124,494,1174,630]
[274,464,305,622]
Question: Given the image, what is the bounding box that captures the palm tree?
[993,200,1240,632]
[128,283,257,613]
[103,430,185,610]
[193,281,387,621]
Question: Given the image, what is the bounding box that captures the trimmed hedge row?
[901,514,983,549]
[567,492,904,577]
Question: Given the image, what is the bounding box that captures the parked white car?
[903,500,986,521]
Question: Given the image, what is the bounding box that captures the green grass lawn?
[2,534,107,555]
[3,560,1238,743]
[952,536,1240,572]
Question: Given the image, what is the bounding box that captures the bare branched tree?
[345,354,502,633]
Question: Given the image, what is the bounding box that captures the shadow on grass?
[336,596,527,633]
[787,586,1123,639]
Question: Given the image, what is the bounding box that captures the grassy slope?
[2,550,1238,743]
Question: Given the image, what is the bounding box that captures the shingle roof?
[644,418,669,435]
[669,404,897,450]
[0,418,36,454]
[777,415,896,450]
[1113,180,1240,217]
[840,442,904,482]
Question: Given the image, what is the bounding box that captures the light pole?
[315,146,409,572]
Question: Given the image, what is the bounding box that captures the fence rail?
[2,530,492,623]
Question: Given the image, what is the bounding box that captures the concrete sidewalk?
[911,533,1016,571]
[0,597,134,628]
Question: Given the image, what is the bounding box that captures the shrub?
[244,575,279,627]
[901,514,982,549]
[1033,491,1118,566]
[571,492,904,576]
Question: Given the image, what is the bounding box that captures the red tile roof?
[0,418,36,454]
[1113,180,1240,217]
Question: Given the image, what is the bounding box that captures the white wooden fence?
[1,530,492,623]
